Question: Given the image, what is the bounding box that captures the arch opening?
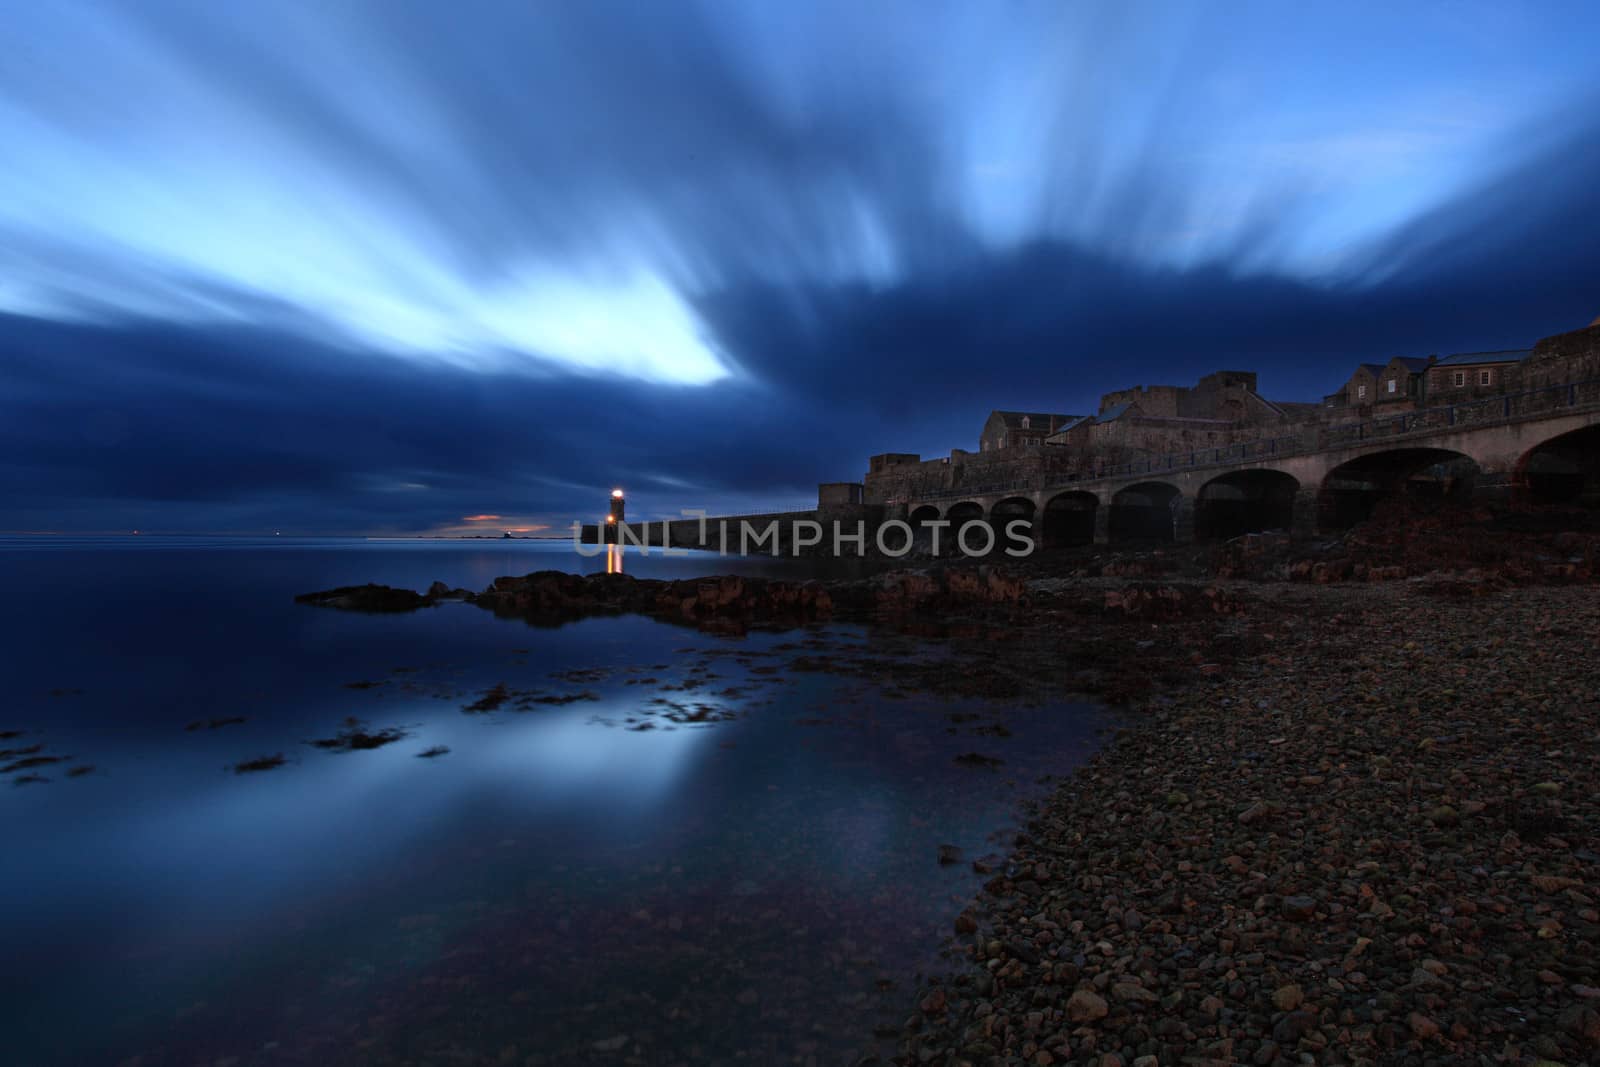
[945,501,985,555]
[1196,470,1299,541]
[1110,482,1181,543]
[1319,448,1479,531]
[1521,424,1600,509]
[1043,491,1098,547]
[990,497,1036,543]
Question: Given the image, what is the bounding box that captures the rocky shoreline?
[892,582,1600,1067]
[297,508,1599,1067]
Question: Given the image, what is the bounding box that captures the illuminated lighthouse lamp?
[605,491,626,573]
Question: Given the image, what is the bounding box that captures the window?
[1020,415,1030,429]
[1357,384,1366,400]
[1479,369,1492,386]
[1452,371,1467,387]
[1387,379,1397,394]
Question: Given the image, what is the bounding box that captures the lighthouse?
[606,488,625,542]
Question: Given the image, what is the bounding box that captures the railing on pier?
[897,378,1600,504]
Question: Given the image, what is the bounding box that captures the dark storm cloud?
[0,312,846,532]
[700,102,1600,436]
[2,2,1599,530]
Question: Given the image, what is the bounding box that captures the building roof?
[1096,402,1133,423]
[1388,356,1432,373]
[990,411,1080,431]
[1044,415,1095,437]
[1435,349,1531,367]
[1353,363,1385,379]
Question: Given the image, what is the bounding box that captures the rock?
[1410,968,1447,992]
[1407,1013,1440,1040]
[1066,989,1109,1023]
[937,844,963,866]
[1238,800,1275,825]
[1280,895,1316,921]
[1561,1004,1600,1042]
[1111,982,1158,1005]
[1005,939,1040,965]
[1272,984,1304,1011]
[294,583,432,613]
[1271,1011,1317,1045]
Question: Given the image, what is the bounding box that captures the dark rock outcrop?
[297,565,1030,632]
[293,583,433,613]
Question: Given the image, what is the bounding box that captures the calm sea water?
[0,537,1106,1066]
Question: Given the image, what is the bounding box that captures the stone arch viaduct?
[890,381,1600,547]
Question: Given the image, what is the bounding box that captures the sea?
[0,536,1107,1066]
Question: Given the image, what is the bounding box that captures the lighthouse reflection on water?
[606,487,625,574]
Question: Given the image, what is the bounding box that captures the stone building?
[1328,356,1433,412]
[1427,350,1531,399]
[861,370,1308,504]
[1381,356,1433,406]
[850,317,1600,515]
[978,411,1082,452]
[1330,363,1386,409]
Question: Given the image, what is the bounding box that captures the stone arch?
[945,500,988,555]
[1043,490,1099,547]
[945,499,984,533]
[1196,469,1299,540]
[1110,482,1182,543]
[1319,448,1480,530]
[1518,424,1600,508]
[909,504,941,529]
[990,496,1036,541]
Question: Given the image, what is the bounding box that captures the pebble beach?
[896,582,1600,1067]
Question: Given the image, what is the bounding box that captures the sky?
[3,0,1599,534]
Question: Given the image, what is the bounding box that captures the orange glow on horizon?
[462,514,503,522]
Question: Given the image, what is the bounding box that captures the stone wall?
[1100,384,1183,416]
[1524,326,1600,390]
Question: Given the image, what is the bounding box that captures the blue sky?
[2,0,1598,532]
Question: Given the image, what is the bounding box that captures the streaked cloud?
[0,1,1597,530]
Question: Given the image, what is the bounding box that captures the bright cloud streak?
[3,0,1591,390]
